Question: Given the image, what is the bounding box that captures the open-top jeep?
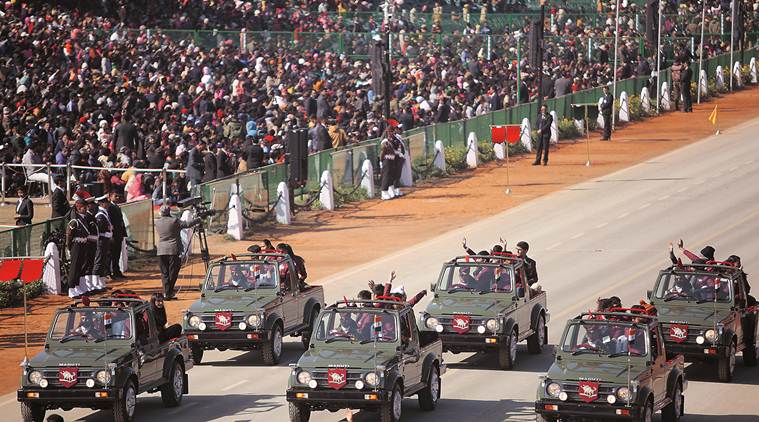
[184,253,324,365]
[17,296,193,422]
[420,255,549,369]
[535,310,687,422]
[286,298,446,422]
[648,263,758,382]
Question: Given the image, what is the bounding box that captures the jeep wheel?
[160,361,185,407]
[262,324,283,365]
[418,364,440,411]
[498,328,517,370]
[635,400,653,422]
[20,402,45,422]
[661,383,683,422]
[288,402,311,422]
[379,384,403,422]
[191,346,204,365]
[743,340,758,367]
[535,414,557,422]
[113,380,138,422]
[717,341,736,382]
[301,309,319,349]
[527,315,546,354]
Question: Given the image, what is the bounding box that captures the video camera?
[178,196,220,219]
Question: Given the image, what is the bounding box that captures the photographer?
[155,205,201,299]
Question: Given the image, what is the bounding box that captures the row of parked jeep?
[16,252,759,422]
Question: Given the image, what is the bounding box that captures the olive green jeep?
[535,310,686,422]
[286,298,446,422]
[183,253,324,365]
[17,295,193,422]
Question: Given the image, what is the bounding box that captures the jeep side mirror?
[198,283,203,291]
[516,287,525,298]
[512,296,519,301]
[430,283,436,293]
[646,290,652,300]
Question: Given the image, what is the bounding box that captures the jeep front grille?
[560,382,618,403]
[660,323,706,344]
[41,369,96,387]
[310,369,365,390]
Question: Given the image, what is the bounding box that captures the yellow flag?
[708,105,718,126]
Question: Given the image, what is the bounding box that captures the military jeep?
[17,296,193,422]
[535,310,687,422]
[648,263,758,382]
[184,253,324,365]
[420,255,549,369]
[286,298,446,422]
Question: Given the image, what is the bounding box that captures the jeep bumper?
[440,333,501,352]
[664,341,728,361]
[535,400,641,420]
[286,388,389,410]
[186,329,266,348]
[18,387,117,405]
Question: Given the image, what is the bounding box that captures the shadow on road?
[339,398,537,422]
[193,342,304,367]
[685,358,759,385]
[445,345,555,373]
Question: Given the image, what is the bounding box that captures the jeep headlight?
[486,318,500,332]
[616,387,632,401]
[296,370,312,385]
[28,370,43,385]
[704,329,718,343]
[546,382,562,398]
[425,317,439,330]
[247,314,262,327]
[188,315,201,328]
[96,370,111,385]
[365,372,380,387]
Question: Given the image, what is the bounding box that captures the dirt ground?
[1,87,757,396]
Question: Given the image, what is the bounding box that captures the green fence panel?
[238,171,268,210]
[0,228,14,257]
[121,199,155,253]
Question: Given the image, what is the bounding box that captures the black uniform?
[107,201,127,277]
[50,186,70,219]
[534,111,553,165]
[681,65,693,112]
[390,134,406,189]
[93,207,113,277]
[523,256,538,286]
[83,210,98,286]
[600,91,614,140]
[380,138,396,193]
[66,214,91,296]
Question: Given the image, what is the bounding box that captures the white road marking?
[0,398,15,407]
[676,186,688,193]
[546,242,562,251]
[617,212,630,219]
[221,379,249,391]
[569,232,585,240]
[638,203,651,210]
[694,179,705,185]
[594,222,609,229]
[658,195,670,201]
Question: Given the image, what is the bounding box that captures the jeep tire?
[743,337,758,367]
[717,341,735,382]
[527,314,546,354]
[288,402,311,422]
[301,309,319,349]
[635,399,653,422]
[20,402,45,422]
[379,383,403,422]
[498,328,517,370]
[262,323,283,365]
[160,360,185,407]
[418,364,440,411]
[535,414,557,422]
[191,346,204,365]
[113,380,138,422]
[661,382,683,422]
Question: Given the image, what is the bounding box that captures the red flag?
[387,118,400,128]
[20,259,44,284]
[0,259,22,282]
[506,125,521,145]
[491,126,507,144]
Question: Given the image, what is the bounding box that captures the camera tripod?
[190,221,211,271]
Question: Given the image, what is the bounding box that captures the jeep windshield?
[51,309,133,342]
[314,309,398,343]
[562,321,648,357]
[203,261,280,292]
[437,262,514,294]
[654,272,732,303]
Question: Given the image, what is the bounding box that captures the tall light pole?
[697,0,706,103]
[611,0,621,131]
[729,0,736,92]
[655,0,663,115]
[535,0,546,123]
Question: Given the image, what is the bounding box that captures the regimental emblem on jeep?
[578,381,599,403]
[327,368,347,390]
[215,312,232,331]
[58,367,78,388]
[669,324,688,343]
[451,314,471,334]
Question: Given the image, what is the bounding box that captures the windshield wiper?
[243,286,257,292]
[607,351,632,358]
[325,337,352,343]
[696,299,717,304]
[214,285,240,293]
[59,333,88,343]
[448,287,476,293]
[572,348,601,356]
[359,339,375,344]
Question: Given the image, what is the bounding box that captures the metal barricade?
[120,199,155,253]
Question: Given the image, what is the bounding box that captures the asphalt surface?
[5,117,759,421]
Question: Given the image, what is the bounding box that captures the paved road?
[5,118,759,421]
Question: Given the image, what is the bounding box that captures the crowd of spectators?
[0,0,755,202]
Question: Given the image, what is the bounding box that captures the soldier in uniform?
[83,198,101,294]
[390,125,407,197]
[379,129,397,201]
[66,199,91,298]
[107,190,127,279]
[92,195,113,292]
[600,85,614,141]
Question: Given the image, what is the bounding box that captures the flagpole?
[729,0,735,92]
[655,0,663,115]
[697,1,706,104]
[585,107,592,167]
[611,0,621,131]
[505,142,511,195]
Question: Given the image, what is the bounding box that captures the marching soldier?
[66,199,91,298]
[83,198,100,294]
[93,195,113,292]
[379,129,397,201]
[390,125,406,197]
